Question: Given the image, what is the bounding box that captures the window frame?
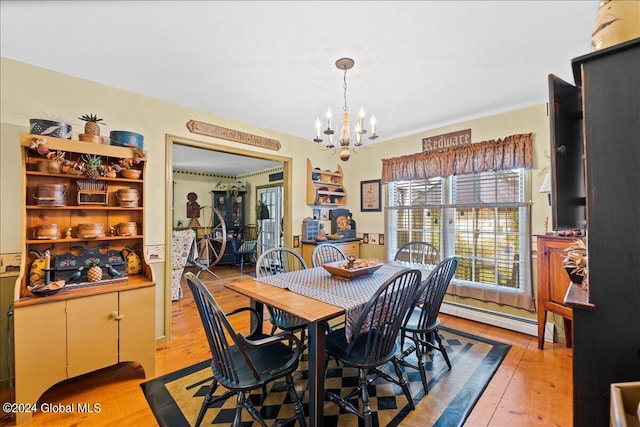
[386,169,534,310]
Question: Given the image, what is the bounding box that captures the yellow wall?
[345,104,552,321]
[172,166,284,228]
[0,57,554,351]
[0,57,311,343]
[172,171,236,228]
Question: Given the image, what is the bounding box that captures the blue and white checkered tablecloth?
[256,262,433,338]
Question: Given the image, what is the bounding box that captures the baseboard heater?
[440,301,538,337]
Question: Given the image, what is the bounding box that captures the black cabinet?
[554,39,640,427]
[212,191,245,237]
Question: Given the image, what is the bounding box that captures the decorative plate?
[28,280,66,297]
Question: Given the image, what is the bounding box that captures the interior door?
[257,185,283,254]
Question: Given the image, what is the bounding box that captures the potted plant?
[563,239,588,284]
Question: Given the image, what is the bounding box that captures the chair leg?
[300,327,307,348]
[194,380,217,427]
[392,358,415,410]
[286,373,308,427]
[242,393,267,427]
[359,368,374,427]
[325,385,362,418]
[412,334,429,394]
[232,392,245,427]
[434,329,452,370]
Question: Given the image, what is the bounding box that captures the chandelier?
[313,58,378,161]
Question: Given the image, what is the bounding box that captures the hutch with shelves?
[212,190,245,236]
[212,190,245,264]
[12,133,155,425]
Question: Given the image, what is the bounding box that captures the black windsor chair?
[395,256,459,394]
[255,247,310,345]
[185,272,307,427]
[324,268,423,427]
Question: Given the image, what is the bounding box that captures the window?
[387,169,534,310]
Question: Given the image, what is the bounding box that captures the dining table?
[224,261,434,426]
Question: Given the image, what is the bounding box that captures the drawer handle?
[110,310,125,321]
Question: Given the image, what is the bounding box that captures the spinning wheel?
[190,206,226,278]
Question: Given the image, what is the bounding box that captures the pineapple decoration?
[79,114,106,143]
[86,259,103,282]
[83,154,102,180]
[79,113,106,135]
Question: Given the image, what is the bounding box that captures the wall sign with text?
[422,129,471,152]
[187,120,281,151]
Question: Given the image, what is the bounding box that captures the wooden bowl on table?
[321,259,383,279]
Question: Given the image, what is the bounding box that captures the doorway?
[164,134,293,342]
[257,184,283,255]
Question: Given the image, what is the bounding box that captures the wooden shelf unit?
[13,133,156,425]
[306,158,347,206]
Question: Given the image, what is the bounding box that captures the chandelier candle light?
[314,58,378,161]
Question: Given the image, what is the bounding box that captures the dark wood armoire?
[556,38,640,426]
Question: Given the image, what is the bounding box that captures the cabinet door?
[118,286,156,377]
[14,301,67,417]
[337,242,360,259]
[213,192,228,227]
[230,193,244,228]
[546,242,572,308]
[67,292,118,377]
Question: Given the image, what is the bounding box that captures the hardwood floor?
[1,267,573,426]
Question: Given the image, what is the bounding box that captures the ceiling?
[0,1,598,175]
[172,143,282,176]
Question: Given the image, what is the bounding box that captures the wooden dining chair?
[185,272,307,427]
[255,247,309,345]
[395,256,459,394]
[230,224,258,273]
[311,243,347,267]
[324,268,422,427]
[393,241,441,265]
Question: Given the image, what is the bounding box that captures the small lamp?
[539,172,551,205]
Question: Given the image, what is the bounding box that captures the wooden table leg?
[307,320,327,426]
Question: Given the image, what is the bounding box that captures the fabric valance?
[381,133,534,183]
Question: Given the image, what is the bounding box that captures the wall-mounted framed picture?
[360,179,382,212]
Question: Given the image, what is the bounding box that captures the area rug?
[142,327,510,427]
